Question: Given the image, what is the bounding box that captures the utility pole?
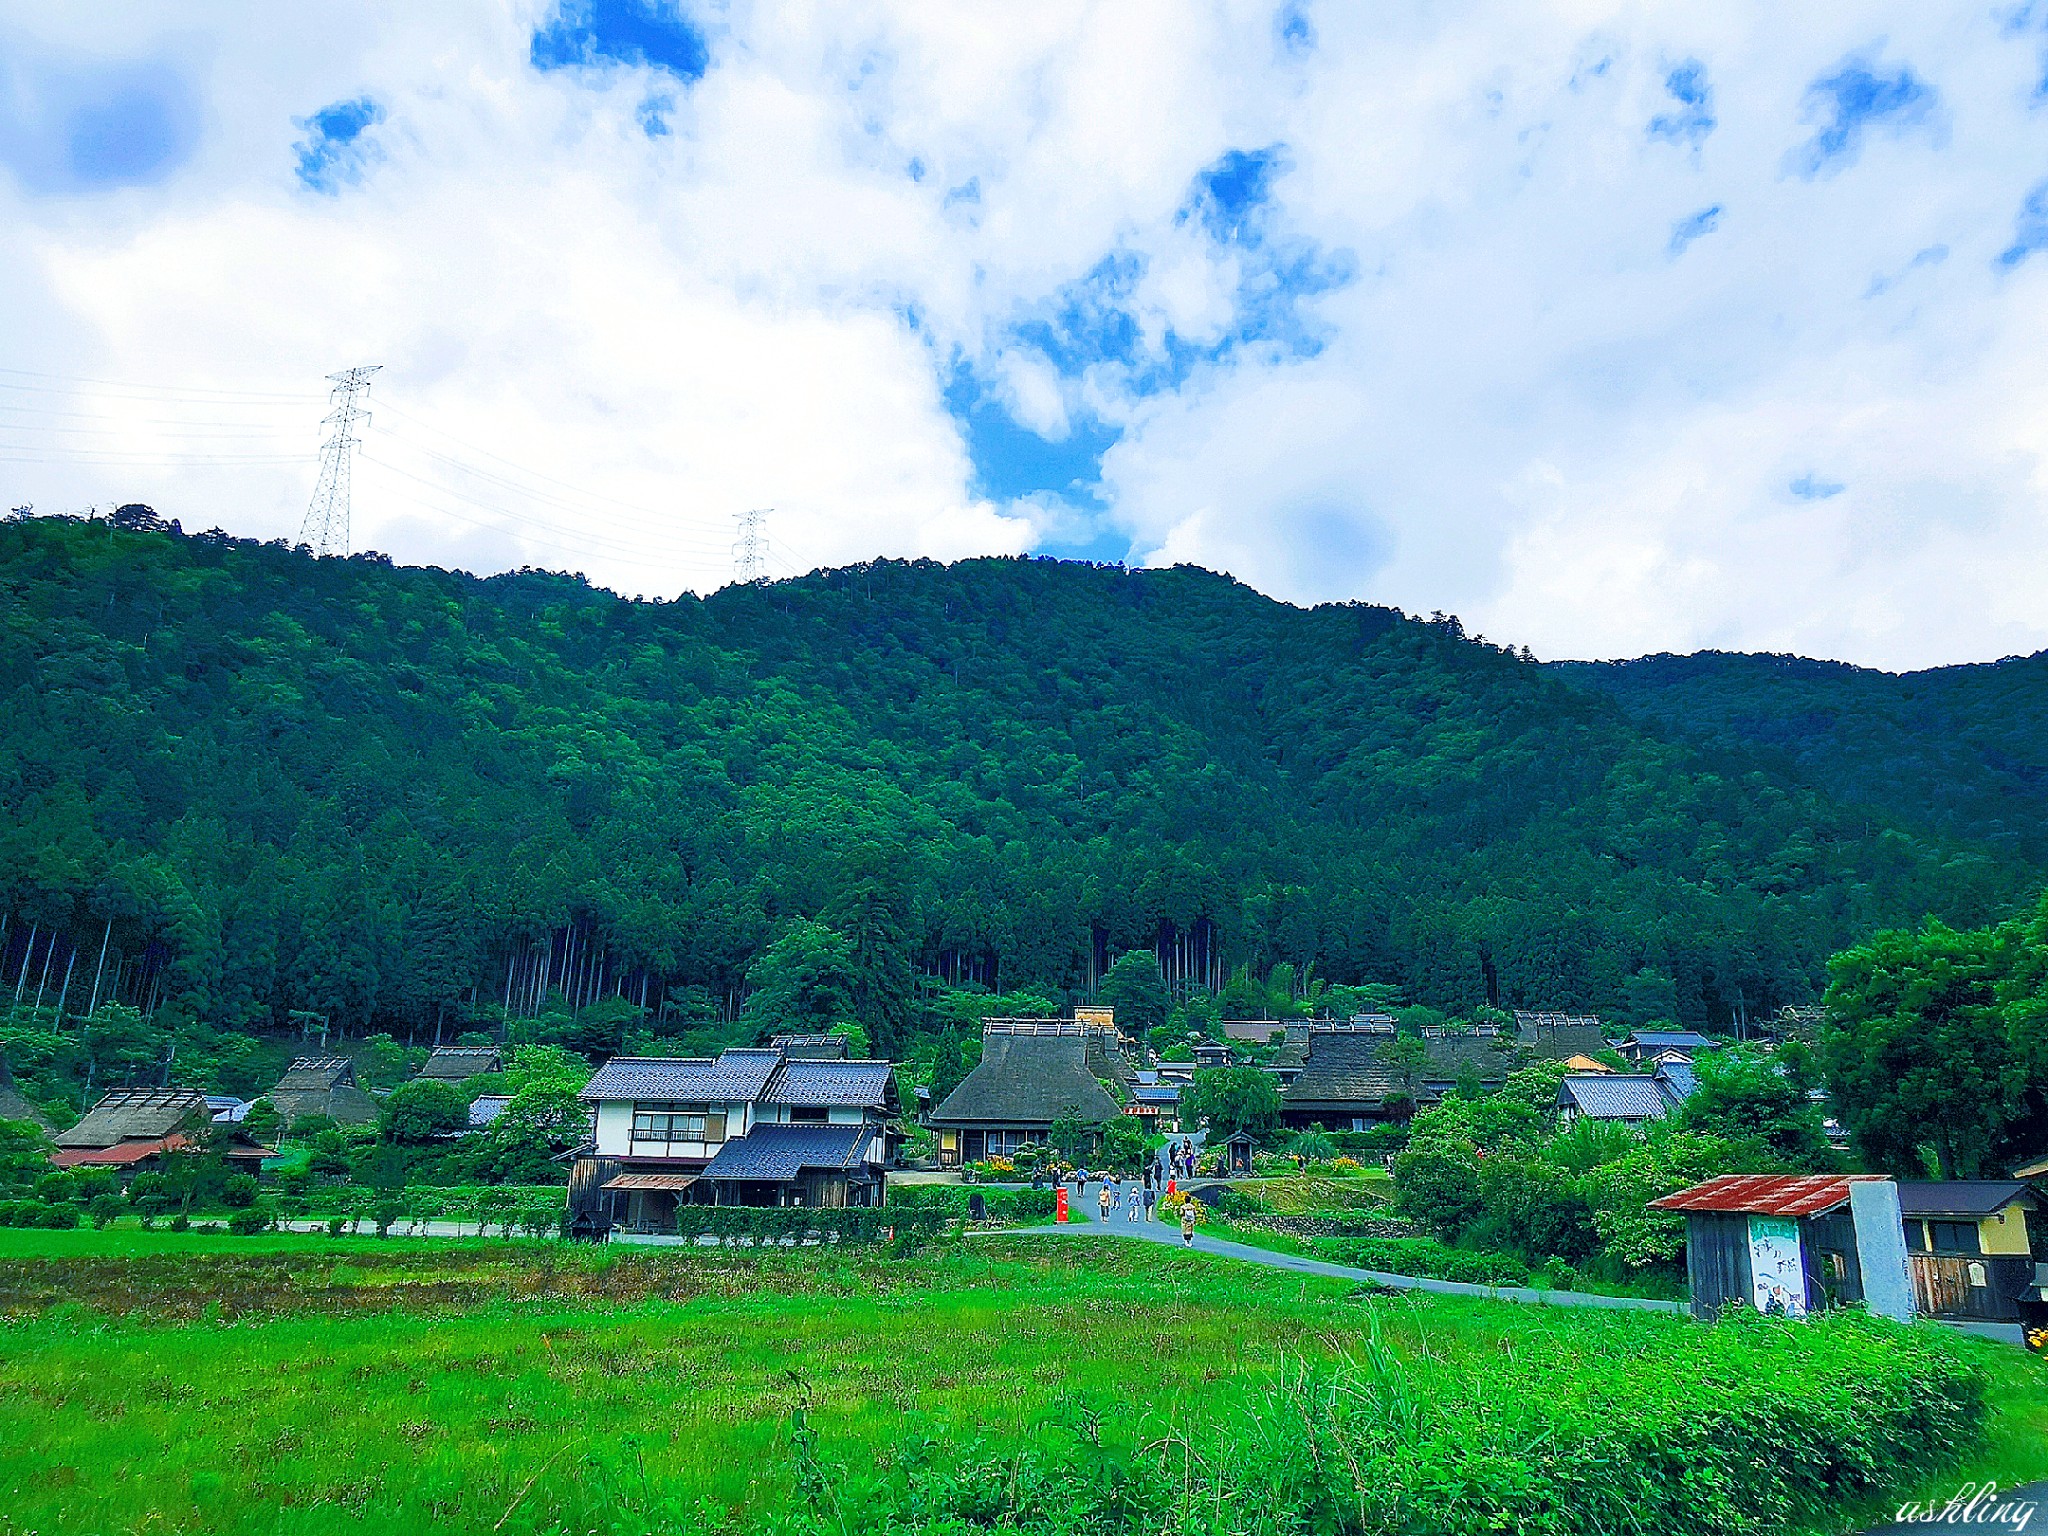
[300,365,382,555]
[733,508,770,585]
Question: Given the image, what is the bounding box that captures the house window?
[790,1106,829,1125]
[631,1104,728,1143]
[1926,1220,1981,1256]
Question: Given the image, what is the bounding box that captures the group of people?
[1064,1139,1203,1244]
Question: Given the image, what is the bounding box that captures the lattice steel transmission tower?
[733,507,770,584]
[300,365,381,555]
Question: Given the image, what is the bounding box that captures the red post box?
[1055,1186,1069,1223]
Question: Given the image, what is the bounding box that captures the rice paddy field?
[0,1227,2042,1536]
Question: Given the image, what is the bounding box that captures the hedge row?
[886,1186,1057,1224]
[659,1207,949,1246]
[1315,1234,1532,1286]
[0,1200,81,1229]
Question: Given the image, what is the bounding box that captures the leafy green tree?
[358,1033,413,1089]
[1095,952,1170,1037]
[743,921,859,1038]
[379,1079,469,1145]
[1179,1067,1281,1140]
[241,1098,282,1144]
[0,1120,52,1196]
[828,1021,872,1058]
[1822,920,2030,1176]
[1100,1114,1149,1171]
[465,1080,588,1183]
[829,879,916,1057]
[1677,1045,1831,1164]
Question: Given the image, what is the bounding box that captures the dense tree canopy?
[0,514,2039,1077]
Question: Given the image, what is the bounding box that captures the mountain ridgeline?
[1,513,2044,1052]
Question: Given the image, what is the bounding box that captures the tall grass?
[0,1228,2020,1536]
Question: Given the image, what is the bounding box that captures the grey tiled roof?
[1558,1074,1669,1120]
[1653,1059,1698,1104]
[1624,1031,1718,1051]
[928,1031,1122,1126]
[1895,1180,2036,1218]
[580,1049,783,1103]
[760,1060,898,1110]
[701,1122,874,1180]
[468,1094,513,1128]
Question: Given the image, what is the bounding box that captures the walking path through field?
[1005,1176,1685,1314]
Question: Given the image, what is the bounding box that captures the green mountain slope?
[0,514,2033,1047]
[1553,651,2048,863]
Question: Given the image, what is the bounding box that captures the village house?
[1279,1026,1514,1130]
[1895,1180,2044,1330]
[0,1053,52,1131]
[927,1017,1128,1167]
[51,1087,270,1175]
[568,1044,902,1236]
[1618,1029,1720,1065]
[260,1056,379,1127]
[413,1045,504,1084]
[1221,1020,1287,1047]
[1513,1012,1612,1063]
[1555,1061,1696,1128]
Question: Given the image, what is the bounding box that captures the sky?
[2,3,2048,668]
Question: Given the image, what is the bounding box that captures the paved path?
[1004,1178,1685,1314]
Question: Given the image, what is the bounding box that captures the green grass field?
[0,1227,2042,1535]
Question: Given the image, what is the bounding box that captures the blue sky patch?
[1997,179,2048,267]
[531,0,709,81]
[1648,60,1715,146]
[1789,52,1938,178]
[0,59,200,195]
[1277,2,1316,56]
[1790,473,1846,500]
[293,97,383,194]
[1668,204,1722,256]
[942,361,1117,505]
[1183,145,1286,245]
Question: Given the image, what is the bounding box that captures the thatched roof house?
[414,1046,504,1084]
[769,1033,849,1060]
[1280,1028,1515,1129]
[0,1052,51,1132]
[51,1087,268,1171]
[927,1022,1125,1166]
[263,1056,379,1127]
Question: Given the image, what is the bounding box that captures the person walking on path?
[1126,1183,1142,1222]
[1179,1201,1196,1246]
[1097,1181,1112,1221]
[1142,1184,1157,1222]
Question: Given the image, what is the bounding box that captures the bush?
[168,1213,190,1233]
[887,1186,1053,1225]
[227,1204,273,1236]
[803,1311,1982,1536]
[221,1174,260,1210]
[33,1171,76,1206]
[86,1193,125,1229]
[1316,1235,1531,1286]
[326,1216,349,1236]
[34,1201,80,1230]
[659,1207,947,1248]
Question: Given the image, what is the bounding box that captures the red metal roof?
[1649,1173,1876,1217]
[49,1135,191,1169]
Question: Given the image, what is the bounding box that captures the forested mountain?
[0,513,2036,1059]
[1553,651,2048,864]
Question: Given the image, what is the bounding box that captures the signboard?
[1748,1215,1808,1317]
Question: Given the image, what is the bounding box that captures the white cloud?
[0,1,2045,663]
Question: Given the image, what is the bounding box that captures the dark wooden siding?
[1683,1211,1753,1320]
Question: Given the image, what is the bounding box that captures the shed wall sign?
[1748,1214,1807,1317]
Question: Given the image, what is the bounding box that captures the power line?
[0,367,321,403]
[300,366,380,556]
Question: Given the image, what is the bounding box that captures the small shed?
[1651,1174,1912,1323]
[1222,1130,1256,1176]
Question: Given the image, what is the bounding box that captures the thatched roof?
[1282,1031,1513,1110]
[265,1056,379,1127]
[54,1088,210,1150]
[415,1046,504,1083]
[928,1030,1122,1128]
[769,1033,849,1060]
[0,1052,51,1131]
